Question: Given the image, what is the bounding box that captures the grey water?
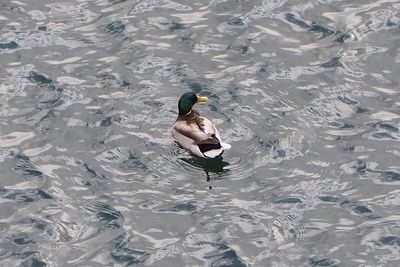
[1,0,400,266]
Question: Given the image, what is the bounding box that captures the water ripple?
[1,0,400,265]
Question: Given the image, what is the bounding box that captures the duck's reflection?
[179,156,230,185]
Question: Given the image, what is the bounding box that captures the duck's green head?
[178,92,208,115]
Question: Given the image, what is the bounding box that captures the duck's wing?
[212,125,231,150]
[171,121,208,158]
[172,118,218,144]
[172,118,223,158]
[172,114,230,158]
[202,118,231,150]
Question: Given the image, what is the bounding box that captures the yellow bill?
[196,96,208,103]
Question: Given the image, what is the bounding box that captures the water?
[1,0,400,266]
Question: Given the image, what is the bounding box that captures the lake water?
[1,0,400,266]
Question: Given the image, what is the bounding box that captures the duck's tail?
[203,148,224,158]
[221,142,231,150]
[202,142,231,158]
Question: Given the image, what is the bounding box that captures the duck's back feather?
[172,112,230,158]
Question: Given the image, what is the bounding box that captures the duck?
[171,92,231,159]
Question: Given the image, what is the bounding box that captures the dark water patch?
[178,33,196,47]
[339,122,354,129]
[321,57,342,68]
[2,189,52,203]
[386,20,396,27]
[239,45,248,55]
[380,170,400,182]
[308,257,340,267]
[14,154,43,178]
[356,106,368,113]
[343,144,355,151]
[376,122,399,132]
[239,214,254,220]
[353,205,373,215]
[286,13,310,29]
[319,196,340,203]
[340,200,378,219]
[335,33,352,43]
[255,136,279,150]
[338,96,358,105]
[228,17,245,26]
[208,249,246,267]
[182,79,208,94]
[12,235,34,246]
[111,234,150,265]
[309,22,335,38]
[84,202,123,229]
[259,63,268,72]
[121,80,130,87]
[83,163,98,177]
[228,87,240,101]
[80,37,95,44]
[353,160,367,175]
[97,205,123,229]
[100,116,113,127]
[105,20,126,34]
[0,41,18,49]
[109,0,128,4]
[372,132,395,140]
[119,152,147,170]
[21,258,47,267]
[27,71,52,84]
[375,236,400,246]
[169,21,185,32]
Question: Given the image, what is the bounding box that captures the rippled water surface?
[1,0,400,266]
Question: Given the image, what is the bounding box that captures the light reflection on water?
[1,0,400,266]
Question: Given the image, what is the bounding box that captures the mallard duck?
[172,92,231,159]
